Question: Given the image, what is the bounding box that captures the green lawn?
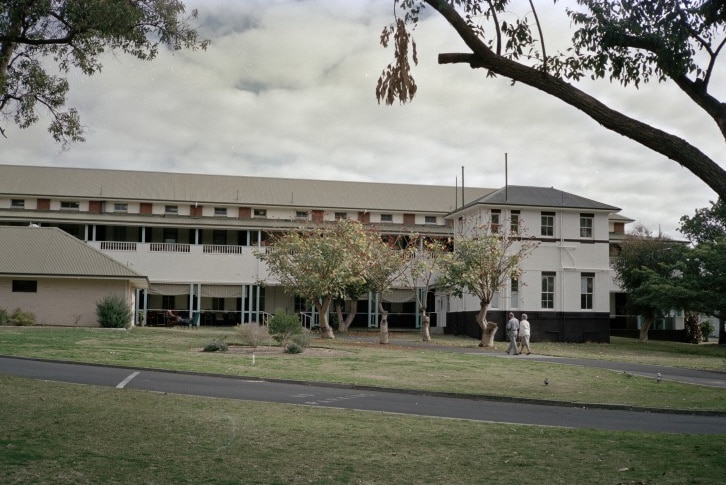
[1,327,725,484]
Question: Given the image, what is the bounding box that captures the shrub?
[284,342,304,354]
[237,323,271,348]
[701,320,715,342]
[0,307,8,325]
[202,339,228,352]
[96,294,132,328]
[267,311,304,348]
[9,308,36,326]
[290,329,311,349]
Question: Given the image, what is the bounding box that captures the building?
[0,164,631,340]
[0,225,147,326]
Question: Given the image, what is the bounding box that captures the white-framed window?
[295,210,309,219]
[335,212,347,220]
[581,273,594,310]
[425,216,437,224]
[165,205,178,215]
[214,207,227,216]
[212,298,225,311]
[580,213,594,238]
[114,203,128,213]
[380,214,393,223]
[541,272,555,309]
[491,209,501,233]
[253,209,267,218]
[541,212,555,237]
[10,199,24,208]
[510,210,520,234]
[61,201,80,210]
[511,278,519,308]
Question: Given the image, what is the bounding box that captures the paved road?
[2,355,725,435]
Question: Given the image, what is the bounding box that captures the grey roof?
[450,185,620,215]
[0,164,492,214]
[0,226,147,285]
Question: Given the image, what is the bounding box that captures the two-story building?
[0,164,632,341]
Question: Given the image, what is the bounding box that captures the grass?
[2,375,725,485]
[1,327,726,483]
[0,327,725,411]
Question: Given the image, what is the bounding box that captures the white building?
[0,165,633,341]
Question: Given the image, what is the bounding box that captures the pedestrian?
[518,313,532,355]
[505,312,519,355]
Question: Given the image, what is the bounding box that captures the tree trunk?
[336,299,358,333]
[476,301,497,347]
[315,297,335,340]
[421,310,431,341]
[378,301,389,344]
[639,316,653,343]
[719,317,726,345]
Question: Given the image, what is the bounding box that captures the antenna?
[505,152,508,202]
[461,166,465,207]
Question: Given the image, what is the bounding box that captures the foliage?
[202,339,228,352]
[701,320,715,342]
[9,308,36,326]
[0,307,8,325]
[437,220,537,346]
[237,323,271,349]
[378,0,726,199]
[95,294,132,328]
[267,312,304,348]
[683,312,703,344]
[679,199,726,245]
[283,342,304,354]
[0,0,209,146]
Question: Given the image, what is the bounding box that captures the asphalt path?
[2,355,726,435]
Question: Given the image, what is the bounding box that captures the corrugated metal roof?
[0,164,493,213]
[0,226,146,281]
[450,185,620,214]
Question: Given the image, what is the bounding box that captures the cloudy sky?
[2,0,724,237]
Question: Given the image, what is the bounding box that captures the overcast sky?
[2,0,724,237]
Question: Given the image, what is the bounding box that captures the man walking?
[505,312,519,355]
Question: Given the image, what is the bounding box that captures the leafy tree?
[612,226,690,342]
[378,0,726,199]
[0,0,208,145]
[400,236,451,341]
[679,200,726,344]
[255,219,369,340]
[360,233,414,344]
[437,222,537,348]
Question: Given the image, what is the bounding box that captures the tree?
[400,236,451,341]
[378,1,726,199]
[611,225,690,342]
[679,203,726,345]
[360,234,414,344]
[437,222,537,348]
[1,0,208,145]
[255,219,369,340]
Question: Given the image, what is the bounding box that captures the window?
[511,278,519,308]
[335,212,347,220]
[541,272,555,309]
[114,203,128,213]
[581,273,594,309]
[162,295,176,309]
[510,210,520,234]
[212,298,225,311]
[380,214,393,223]
[295,210,309,219]
[212,230,227,245]
[425,216,437,224]
[214,207,227,216]
[61,201,80,210]
[165,205,178,215]
[12,280,37,293]
[11,199,24,208]
[490,209,501,233]
[163,228,178,243]
[541,212,555,237]
[580,213,594,238]
[253,209,267,218]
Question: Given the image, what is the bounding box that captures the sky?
[2,0,724,238]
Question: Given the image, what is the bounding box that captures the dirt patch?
[197,345,350,357]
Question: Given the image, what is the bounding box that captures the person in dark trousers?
[505,312,519,355]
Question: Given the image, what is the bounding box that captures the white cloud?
[1,0,723,238]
